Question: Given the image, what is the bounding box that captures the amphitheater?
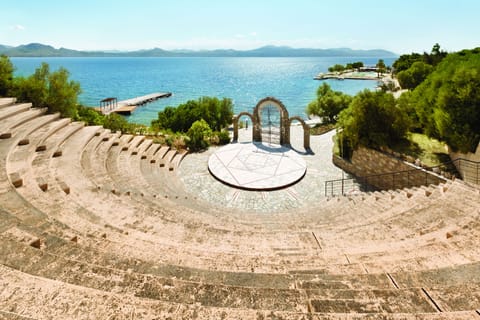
[1,97,480,319]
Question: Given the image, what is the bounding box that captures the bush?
[412,48,480,152]
[306,83,352,124]
[75,105,104,125]
[212,130,231,145]
[152,96,233,133]
[103,113,132,133]
[186,119,212,151]
[397,61,433,90]
[338,90,410,151]
[12,62,81,118]
[0,55,14,96]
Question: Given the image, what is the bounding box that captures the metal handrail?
[325,157,480,196]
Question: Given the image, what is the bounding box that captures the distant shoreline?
[314,71,383,81]
[0,43,398,58]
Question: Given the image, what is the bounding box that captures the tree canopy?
[186,119,213,151]
[152,96,233,132]
[306,83,352,124]
[338,90,410,151]
[411,48,480,152]
[12,62,81,118]
[0,55,14,96]
[396,61,434,90]
[393,43,447,75]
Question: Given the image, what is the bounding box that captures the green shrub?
[76,105,104,125]
[152,96,233,133]
[412,48,480,152]
[338,90,410,151]
[306,83,352,124]
[186,119,212,151]
[216,130,231,145]
[0,55,14,96]
[13,62,81,118]
[103,113,132,133]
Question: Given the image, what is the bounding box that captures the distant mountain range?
[0,43,397,58]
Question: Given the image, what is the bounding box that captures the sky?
[2,0,479,54]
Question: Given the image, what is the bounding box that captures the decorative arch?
[252,97,290,145]
[289,116,311,150]
[232,112,254,142]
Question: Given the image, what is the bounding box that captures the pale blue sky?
[2,0,479,54]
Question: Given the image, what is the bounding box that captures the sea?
[11,57,396,125]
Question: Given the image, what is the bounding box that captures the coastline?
[314,70,383,81]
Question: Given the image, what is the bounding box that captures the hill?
[0,43,397,58]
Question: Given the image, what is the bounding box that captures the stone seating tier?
[1,101,480,319]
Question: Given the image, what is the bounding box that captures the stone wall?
[449,142,480,184]
[333,147,446,190]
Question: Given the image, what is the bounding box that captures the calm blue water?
[11,57,395,125]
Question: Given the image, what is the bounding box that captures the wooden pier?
[98,92,172,115]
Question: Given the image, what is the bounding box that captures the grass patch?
[392,133,449,167]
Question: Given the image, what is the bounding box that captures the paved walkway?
[178,126,351,213]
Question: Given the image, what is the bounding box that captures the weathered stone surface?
[9,172,23,188]
[36,177,48,192]
[1,105,480,320]
[58,181,70,194]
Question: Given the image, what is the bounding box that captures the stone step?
[0,97,16,108]
[0,108,46,139]
[0,103,32,125]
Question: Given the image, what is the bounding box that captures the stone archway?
[289,116,311,151]
[252,97,290,145]
[232,112,254,142]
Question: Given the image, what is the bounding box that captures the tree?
[423,43,448,66]
[13,63,50,108]
[0,55,14,96]
[352,61,364,69]
[186,119,212,151]
[396,61,434,90]
[12,62,81,118]
[393,52,423,74]
[328,64,345,73]
[46,67,81,118]
[376,59,386,77]
[412,48,480,152]
[396,91,421,132]
[306,83,352,124]
[393,44,448,76]
[103,113,132,133]
[338,90,410,151]
[152,96,233,133]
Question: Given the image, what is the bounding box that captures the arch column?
[232,112,254,142]
[289,116,311,151]
[253,97,289,145]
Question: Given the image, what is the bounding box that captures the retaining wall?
[333,147,446,190]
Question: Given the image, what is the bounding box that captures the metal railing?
[325,158,480,196]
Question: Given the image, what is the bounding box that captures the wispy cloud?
[10,24,26,31]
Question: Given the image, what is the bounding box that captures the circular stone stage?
[208,142,307,190]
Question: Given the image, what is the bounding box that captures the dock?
[98,92,172,115]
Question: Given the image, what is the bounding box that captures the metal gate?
[260,104,281,145]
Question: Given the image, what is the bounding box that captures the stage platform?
[208,142,307,190]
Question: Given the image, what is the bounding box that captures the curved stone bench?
[3,100,480,319]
